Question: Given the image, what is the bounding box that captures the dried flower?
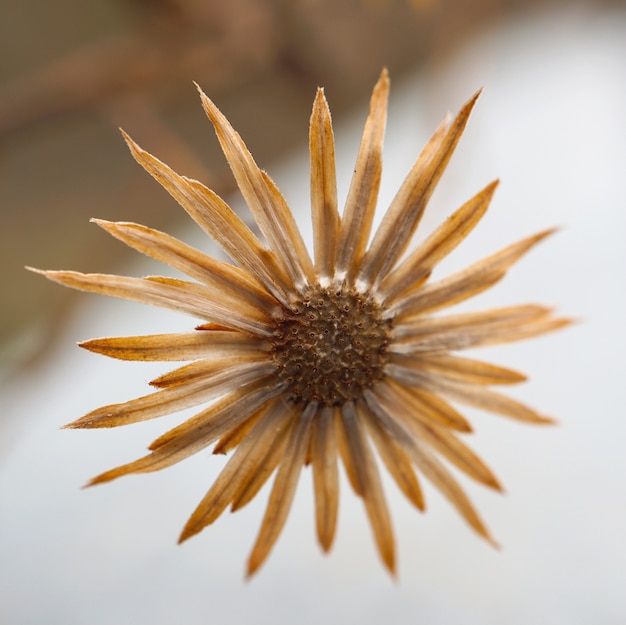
[31,69,569,576]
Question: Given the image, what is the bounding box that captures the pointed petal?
[79,330,264,362]
[247,402,317,576]
[87,380,280,485]
[374,380,502,490]
[120,131,292,305]
[31,269,271,336]
[379,180,498,302]
[380,376,472,432]
[338,401,395,574]
[310,88,340,282]
[179,398,294,541]
[335,69,390,285]
[364,389,495,544]
[212,406,266,455]
[360,91,482,288]
[196,86,314,291]
[360,399,425,511]
[311,406,339,551]
[387,229,556,318]
[400,353,527,385]
[67,361,274,429]
[148,353,270,388]
[92,219,278,313]
[387,361,555,424]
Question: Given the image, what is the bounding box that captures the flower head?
[32,69,570,576]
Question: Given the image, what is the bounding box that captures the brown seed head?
[271,286,391,406]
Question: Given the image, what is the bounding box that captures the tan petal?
[360,90,482,288]
[387,229,556,319]
[309,88,340,282]
[121,131,292,305]
[338,401,395,574]
[379,180,498,302]
[79,330,264,362]
[247,402,318,576]
[394,353,527,385]
[92,219,278,313]
[364,389,495,544]
[211,406,266,455]
[196,86,314,291]
[379,375,472,432]
[373,381,502,490]
[311,406,339,551]
[178,398,294,542]
[87,381,280,485]
[148,353,272,388]
[66,361,274,429]
[388,361,554,424]
[392,304,569,351]
[30,269,271,336]
[335,69,389,285]
[360,399,425,511]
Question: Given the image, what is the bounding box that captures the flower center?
[271,286,391,407]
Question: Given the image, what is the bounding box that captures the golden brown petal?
[309,88,340,283]
[121,132,292,305]
[335,69,389,285]
[196,85,314,292]
[388,361,554,424]
[360,399,425,511]
[247,402,318,576]
[387,229,556,319]
[363,389,495,544]
[179,398,294,542]
[87,381,281,485]
[373,381,502,490]
[360,90,482,289]
[378,180,499,303]
[30,269,271,336]
[392,304,568,352]
[92,219,278,314]
[67,361,274,429]
[402,353,527,385]
[339,401,395,574]
[311,406,339,551]
[79,330,263,362]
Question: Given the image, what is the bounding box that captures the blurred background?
[1,1,625,624]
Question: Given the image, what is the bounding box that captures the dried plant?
[30,69,569,576]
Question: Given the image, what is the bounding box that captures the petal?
[335,69,389,285]
[378,180,498,302]
[338,401,395,574]
[360,90,482,289]
[31,269,271,336]
[309,88,340,283]
[92,219,278,313]
[121,132,292,305]
[364,389,495,544]
[79,330,265,362]
[247,402,318,576]
[387,361,554,424]
[66,360,274,429]
[87,380,281,485]
[311,406,339,551]
[386,229,556,318]
[398,353,527,385]
[178,398,294,542]
[196,86,314,291]
[391,304,569,351]
[373,380,502,490]
[360,399,425,511]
